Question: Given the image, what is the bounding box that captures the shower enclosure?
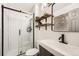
[2,5,34,56]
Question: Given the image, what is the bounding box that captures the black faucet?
[59,34,67,44]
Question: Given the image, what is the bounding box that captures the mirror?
[54,8,79,32]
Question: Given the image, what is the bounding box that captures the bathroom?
[0,3,79,56]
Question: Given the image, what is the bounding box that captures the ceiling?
[3,3,35,13]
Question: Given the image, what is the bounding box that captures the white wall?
[3,3,34,13]
[53,3,71,13]
[54,3,79,16]
[35,3,79,48]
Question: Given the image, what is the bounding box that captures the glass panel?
[4,8,33,56]
[20,15,33,54]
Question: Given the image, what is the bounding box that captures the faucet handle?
[59,36,62,40]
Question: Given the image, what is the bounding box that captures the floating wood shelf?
[35,13,52,22]
[35,13,53,30]
[35,3,55,30]
[35,23,54,27]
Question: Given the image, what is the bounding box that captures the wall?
[3,3,34,13]
[35,3,79,48]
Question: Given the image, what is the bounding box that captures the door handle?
[19,29,21,36]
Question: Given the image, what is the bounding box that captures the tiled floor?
[17,53,26,56]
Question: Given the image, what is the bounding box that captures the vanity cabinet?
[39,45,54,56]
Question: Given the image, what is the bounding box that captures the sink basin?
[38,39,79,56]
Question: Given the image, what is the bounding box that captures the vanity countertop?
[38,39,79,56]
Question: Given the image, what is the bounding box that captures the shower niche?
[54,8,79,32]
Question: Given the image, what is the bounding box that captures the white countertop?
[38,39,79,56]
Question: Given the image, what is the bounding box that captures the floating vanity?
[38,39,79,56]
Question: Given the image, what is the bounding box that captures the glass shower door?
[4,8,33,56]
[18,14,33,55]
[4,9,21,56]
